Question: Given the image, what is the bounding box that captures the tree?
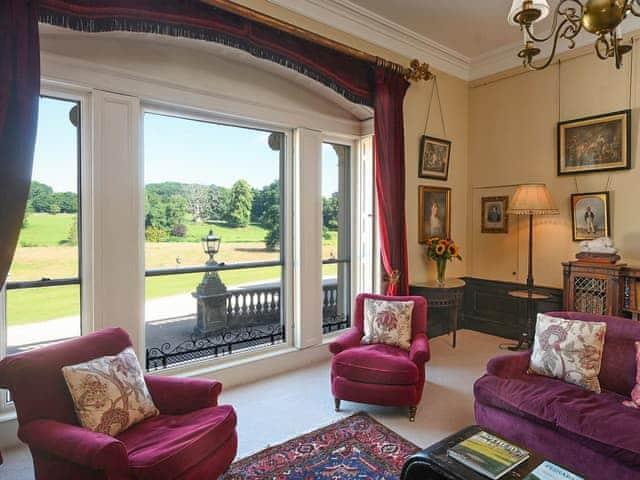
[252,180,279,223]
[29,181,54,213]
[185,184,209,222]
[225,180,253,227]
[67,215,78,246]
[53,192,78,213]
[262,204,280,250]
[322,193,340,230]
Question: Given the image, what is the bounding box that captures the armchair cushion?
[117,404,237,480]
[145,375,221,414]
[62,347,159,436]
[18,419,129,475]
[361,298,414,350]
[332,344,418,385]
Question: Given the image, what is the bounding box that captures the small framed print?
[419,135,451,180]
[418,186,451,243]
[571,191,610,241]
[481,196,509,234]
[558,110,631,175]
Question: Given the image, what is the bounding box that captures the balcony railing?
[146,280,349,370]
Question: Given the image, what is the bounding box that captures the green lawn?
[9,213,338,326]
[19,213,75,247]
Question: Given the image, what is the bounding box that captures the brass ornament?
[511,0,640,70]
[404,60,434,82]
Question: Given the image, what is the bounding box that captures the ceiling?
[347,0,541,59]
[270,0,640,80]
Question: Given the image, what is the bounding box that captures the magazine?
[447,431,530,479]
[523,461,584,480]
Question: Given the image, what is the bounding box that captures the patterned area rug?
[222,413,419,480]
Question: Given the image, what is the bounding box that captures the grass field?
[8,213,339,326]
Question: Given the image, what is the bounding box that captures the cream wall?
[469,48,640,289]
[237,0,471,286]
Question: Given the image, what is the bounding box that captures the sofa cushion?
[528,314,606,393]
[117,404,236,480]
[332,344,418,385]
[476,374,640,469]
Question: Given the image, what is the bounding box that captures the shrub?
[145,226,168,242]
[172,223,187,237]
[67,216,78,246]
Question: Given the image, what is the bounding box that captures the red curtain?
[374,69,410,296]
[0,0,41,290]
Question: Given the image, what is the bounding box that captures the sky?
[33,98,341,197]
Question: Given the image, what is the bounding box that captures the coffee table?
[400,425,581,480]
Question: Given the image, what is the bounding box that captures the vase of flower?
[424,237,462,287]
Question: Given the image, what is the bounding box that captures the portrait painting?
[419,135,451,180]
[481,196,509,234]
[558,110,631,175]
[571,192,610,241]
[418,186,451,243]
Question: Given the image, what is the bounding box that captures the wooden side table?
[507,290,551,351]
[411,279,465,348]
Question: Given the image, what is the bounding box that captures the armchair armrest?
[409,333,430,364]
[145,375,222,414]
[19,419,128,478]
[329,327,362,355]
[486,352,531,379]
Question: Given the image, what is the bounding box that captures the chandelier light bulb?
[507,0,550,26]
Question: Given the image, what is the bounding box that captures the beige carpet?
[0,329,510,479]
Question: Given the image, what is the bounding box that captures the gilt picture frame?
[481,196,509,234]
[571,191,611,241]
[418,186,451,243]
[558,110,631,176]
[419,135,451,180]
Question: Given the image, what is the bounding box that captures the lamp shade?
[507,183,559,216]
[508,0,550,26]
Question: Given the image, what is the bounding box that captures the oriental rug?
[222,413,419,480]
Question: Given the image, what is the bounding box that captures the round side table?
[412,279,465,348]
[506,289,551,351]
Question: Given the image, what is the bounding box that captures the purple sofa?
[474,312,640,480]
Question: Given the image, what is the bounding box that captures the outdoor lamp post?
[193,229,228,335]
[202,230,221,265]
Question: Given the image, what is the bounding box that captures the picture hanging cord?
[423,77,447,137]
[629,38,634,110]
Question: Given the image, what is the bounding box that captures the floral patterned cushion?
[361,298,414,350]
[623,342,640,408]
[62,347,159,436]
[528,313,607,393]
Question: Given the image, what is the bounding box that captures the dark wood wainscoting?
[460,277,563,340]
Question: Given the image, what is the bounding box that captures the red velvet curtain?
[374,69,410,296]
[0,0,41,290]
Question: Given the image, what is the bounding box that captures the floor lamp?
[506,183,559,350]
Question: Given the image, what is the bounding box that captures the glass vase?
[436,258,447,286]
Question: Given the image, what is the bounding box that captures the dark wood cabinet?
[562,261,640,319]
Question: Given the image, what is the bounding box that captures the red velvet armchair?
[330,293,430,421]
[0,328,237,480]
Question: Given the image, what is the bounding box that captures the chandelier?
[509,0,637,70]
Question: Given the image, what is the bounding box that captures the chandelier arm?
[595,35,611,60]
[526,18,580,71]
[524,0,583,43]
[629,0,640,17]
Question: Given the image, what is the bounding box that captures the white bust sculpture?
[579,237,618,254]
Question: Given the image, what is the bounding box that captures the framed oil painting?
[419,186,451,243]
[481,196,509,234]
[571,191,610,241]
[558,110,631,175]
[419,135,451,180]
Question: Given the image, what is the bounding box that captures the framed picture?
[571,191,610,241]
[418,186,451,243]
[419,135,451,180]
[481,196,509,233]
[558,110,631,175]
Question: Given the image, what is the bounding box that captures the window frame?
[0,83,92,410]
[141,103,295,369]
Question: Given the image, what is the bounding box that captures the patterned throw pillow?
[623,341,640,408]
[361,298,414,350]
[528,314,607,393]
[62,347,159,436]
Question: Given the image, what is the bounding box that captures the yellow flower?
[447,244,459,257]
[435,244,446,255]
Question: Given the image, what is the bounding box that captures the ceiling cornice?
[267,0,640,82]
[266,0,471,80]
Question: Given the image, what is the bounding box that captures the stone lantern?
[192,230,228,335]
